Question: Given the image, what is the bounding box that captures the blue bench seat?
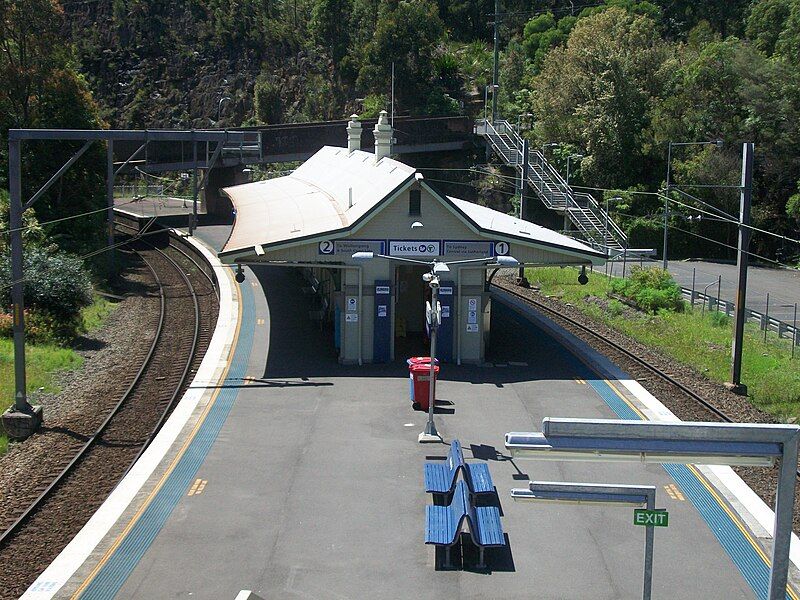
[425,480,505,568]
[424,439,495,497]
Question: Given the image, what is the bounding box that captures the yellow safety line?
[504,299,798,598]
[603,377,799,599]
[71,273,243,599]
[604,379,648,421]
[686,464,800,600]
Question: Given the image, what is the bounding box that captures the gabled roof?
[220,147,414,255]
[218,145,605,263]
[449,197,603,258]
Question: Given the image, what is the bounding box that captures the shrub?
[611,266,684,313]
[0,248,93,342]
[709,311,731,327]
[608,299,624,317]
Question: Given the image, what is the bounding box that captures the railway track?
[0,227,217,599]
[491,276,800,532]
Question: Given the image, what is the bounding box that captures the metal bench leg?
[444,546,451,569]
[477,547,485,570]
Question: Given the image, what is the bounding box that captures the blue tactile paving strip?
[494,299,792,600]
[77,282,256,600]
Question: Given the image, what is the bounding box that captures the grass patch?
[524,266,800,421]
[0,339,83,450]
[1,295,115,453]
[81,296,117,333]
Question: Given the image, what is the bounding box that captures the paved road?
[608,259,800,325]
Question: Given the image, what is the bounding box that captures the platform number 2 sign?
[319,240,334,255]
[495,241,509,256]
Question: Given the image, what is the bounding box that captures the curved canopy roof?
[221,147,414,255]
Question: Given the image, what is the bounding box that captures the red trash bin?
[410,363,439,411]
[407,357,439,406]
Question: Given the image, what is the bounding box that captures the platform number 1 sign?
[495,241,509,256]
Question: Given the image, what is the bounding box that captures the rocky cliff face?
[61,1,341,128]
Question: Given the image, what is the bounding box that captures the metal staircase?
[476,119,627,254]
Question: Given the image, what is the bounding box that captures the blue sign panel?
[437,280,454,362]
[373,280,391,363]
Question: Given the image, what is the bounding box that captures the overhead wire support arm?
[113,139,150,177]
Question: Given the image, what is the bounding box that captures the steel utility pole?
[728,142,754,395]
[8,139,28,414]
[663,143,672,270]
[106,140,115,274]
[491,0,500,122]
[517,139,530,287]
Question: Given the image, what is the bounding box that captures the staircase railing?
[477,118,628,253]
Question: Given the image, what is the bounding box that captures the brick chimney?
[373,110,393,162]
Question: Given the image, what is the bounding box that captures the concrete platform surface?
[92,266,764,599]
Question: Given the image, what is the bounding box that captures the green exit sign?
[633,509,669,527]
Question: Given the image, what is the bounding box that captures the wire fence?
[604,259,799,358]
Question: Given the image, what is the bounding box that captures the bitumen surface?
[96,261,758,600]
[609,259,800,325]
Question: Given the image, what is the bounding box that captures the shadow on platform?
[254,265,592,385]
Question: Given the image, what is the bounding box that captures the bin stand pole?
[420,277,441,443]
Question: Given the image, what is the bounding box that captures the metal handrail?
[481,119,627,252]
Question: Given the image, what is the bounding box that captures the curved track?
[493,280,732,420]
[492,279,800,516]
[0,229,215,599]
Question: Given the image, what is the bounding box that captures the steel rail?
[169,238,219,302]
[0,249,166,548]
[123,233,201,470]
[491,279,800,482]
[493,281,747,423]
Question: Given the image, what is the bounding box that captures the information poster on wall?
[346,313,358,322]
[346,297,357,312]
[466,323,478,332]
[468,298,478,311]
[377,305,387,317]
[468,310,477,324]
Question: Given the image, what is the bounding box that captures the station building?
[218,112,604,365]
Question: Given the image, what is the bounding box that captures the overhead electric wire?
[0,218,162,293]
[0,197,145,237]
[669,186,737,221]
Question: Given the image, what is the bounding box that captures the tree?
[0,0,107,256]
[310,0,352,63]
[357,0,445,113]
[529,8,672,188]
[746,0,793,56]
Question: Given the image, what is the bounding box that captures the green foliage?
[788,191,800,220]
[0,189,44,254]
[310,0,352,62]
[0,247,93,342]
[529,8,671,188]
[361,94,388,118]
[608,299,624,316]
[0,336,83,435]
[746,0,794,56]
[357,0,445,114]
[709,311,730,327]
[254,75,282,124]
[0,0,106,257]
[610,266,684,313]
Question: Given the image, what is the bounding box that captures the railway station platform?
[22,224,800,600]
